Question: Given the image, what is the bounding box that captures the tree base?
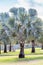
[42,46,43,49]
[9,44,11,52]
[19,54,25,58]
[4,52,7,53]
[4,50,7,53]
[31,48,35,53]
[42,47,43,49]
[9,49,11,52]
[32,50,35,53]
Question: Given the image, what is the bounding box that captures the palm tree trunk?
[9,43,11,52]
[19,43,25,58]
[31,40,35,53]
[4,44,7,53]
[42,44,43,49]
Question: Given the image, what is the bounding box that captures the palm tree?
[17,7,27,58]
[18,25,26,58]
[0,12,10,53]
[18,7,27,24]
[8,17,17,52]
[28,9,37,53]
[27,9,42,53]
[1,23,12,53]
[9,7,27,58]
[1,29,8,53]
[10,7,18,15]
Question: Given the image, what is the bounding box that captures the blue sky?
[0,0,43,20]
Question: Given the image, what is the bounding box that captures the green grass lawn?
[0,55,43,62]
[1,48,43,56]
[0,48,43,62]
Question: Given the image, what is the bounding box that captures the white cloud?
[31,3,43,20]
[17,0,30,10]
[8,0,43,20]
[0,0,43,20]
[34,0,43,3]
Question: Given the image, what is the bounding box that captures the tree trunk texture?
[9,43,12,52]
[19,43,25,58]
[4,44,7,53]
[31,40,35,53]
[42,44,43,49]
[0,44,1,54]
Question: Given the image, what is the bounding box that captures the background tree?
[17,7,27,58]
[18,7,27,24]
[9,7,27,58]
[1,22,13,53]
[27,9,42,53]
[1,29,8,53]
[37,27,43,49]
[9,7,43,57]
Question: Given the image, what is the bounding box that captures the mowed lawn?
[0,60,43,65]
[1,48,43,56]
[0,59,43,65]
[0,48,43,62]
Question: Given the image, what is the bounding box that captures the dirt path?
[0,59,43,65]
